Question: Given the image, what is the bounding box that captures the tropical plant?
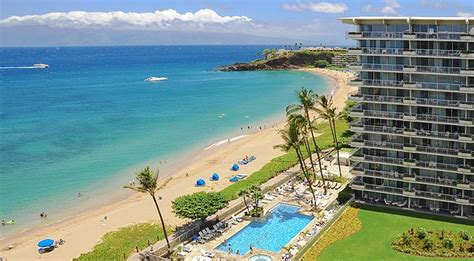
[123,167,172,250]
[238,188,251,214]
[315,95,342,177]
[172,192,227,221]
[274,120,318,207]
[286,87,327,194]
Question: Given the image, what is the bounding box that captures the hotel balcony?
[406,49,463,57]
[460,68,474,76]
[350,122,474,143]
[363,79,403,88]
[403,188,416,196]
[351,153,474,175]
[348,63,363,70]
[347,47,362,55]
[346,31,404,39]
[357,94,471,110]
[349,78,363,87]
[414,32,463,40]
[346,32,362,39]
[360,47,403,55]
[460,85,474,93]
[353,139,474,159]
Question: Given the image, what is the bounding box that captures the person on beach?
[249,244,254,253]
[77,192,82,197]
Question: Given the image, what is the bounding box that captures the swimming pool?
[215,203,313,255]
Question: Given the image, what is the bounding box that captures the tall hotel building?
[341,17,474,219]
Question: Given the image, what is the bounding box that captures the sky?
[1,0,473,47]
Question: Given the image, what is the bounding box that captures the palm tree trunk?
[152,194,171,250]
[304,136,317,181]
[295,147,318,207]
[242,195,250,213]
[331,118,342,177]
[304,109,327,195]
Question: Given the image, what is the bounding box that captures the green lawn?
[318,207,474,261]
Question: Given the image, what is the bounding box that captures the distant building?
[342,16,474,219]
[332,54,357,67]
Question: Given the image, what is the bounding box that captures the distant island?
[219,47,356,71]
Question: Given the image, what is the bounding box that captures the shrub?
[314,59,330,68]
[336,185,352,204]
[417,228,427,239]
[401,233,412,246]
[443,238,454,249]
[423,237,434,250]
[460,230,471,241]
[172,192,228,221]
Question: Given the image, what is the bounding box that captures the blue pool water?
[215,203,313,255]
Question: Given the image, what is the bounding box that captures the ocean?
[0,45,330,237]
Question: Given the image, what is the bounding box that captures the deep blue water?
[0,46,329,237]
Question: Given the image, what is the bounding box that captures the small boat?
[33,64,49,69]
[2,220,15,225]
[145,77,167,82]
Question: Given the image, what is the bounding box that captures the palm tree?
[288,114,317,179]
[287,87,327,194]
[124,166,172,250]
[274,120,318,206]
[238,188,251,213]
[315,95,342,177]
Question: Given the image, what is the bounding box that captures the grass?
[314,206,474,261]
[220,119,352,201]
[74,223,171,260]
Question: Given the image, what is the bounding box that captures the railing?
[415,98,460,107]
[416,114,473,124]
[418,82,461,91]
[415,190,457,202]
[365,184,404,194]
[415,65,461,74]
[363,79,403,87]
[361,31,404,38]
[361,169,405,180]
[414,32,462,40]
[361,47,404,55]
[362,63,404,71]
[360,94,403,103]
[413,49,462,57]
[415,175,457,186]
[358,140,464,157]
[412,160,459,171]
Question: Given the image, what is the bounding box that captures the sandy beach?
[0,68,354,260]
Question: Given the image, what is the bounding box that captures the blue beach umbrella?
[211,173,219,181]
[38,239,55,248]
[196,179,206,187]
[231,164,239,171]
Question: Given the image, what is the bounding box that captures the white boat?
[33,64,49,69]
[145,77,167,82]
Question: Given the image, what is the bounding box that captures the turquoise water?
[0,46,329,237]
[215,203,313,255]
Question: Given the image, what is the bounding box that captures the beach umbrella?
[196,179,206,187]
[231,164,239,171]
[211,173,219,181]
[38,239,55,248]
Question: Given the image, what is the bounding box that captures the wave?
[0,66,41,69]
[204,135,248,150]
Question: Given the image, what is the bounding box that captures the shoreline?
[0,68,353,260]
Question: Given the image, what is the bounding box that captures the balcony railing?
[363,79,403,87]
[414,32,462,40]
[415,190,457,202]
[361,31,404,38]
[352,153,473,174]
[414,65,461,74]
[356,139,468,157]
[361,47,404,55]
[362,63,404,71]
[358,94,463,108]
[413,49,462,57]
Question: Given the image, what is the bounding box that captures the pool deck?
[182,162,351,260]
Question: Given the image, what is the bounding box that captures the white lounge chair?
[232,214,243,222]
[201,250,215,258]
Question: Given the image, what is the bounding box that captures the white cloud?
[362,0,401,15]
[384,0,401,9]
[282,2,348,13]
[0,9,252,29]
[381,6,398,14]
[456,11,473,17]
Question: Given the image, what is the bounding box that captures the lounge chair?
[398,200,407,207]
[201,250,215,258]
[450,208,460,215]
[183,244,192,252]
[264,194,275,201]
[232,214,243,222]
[178,251,187,257]
[391,201,401,206]
[205,227,215,237]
